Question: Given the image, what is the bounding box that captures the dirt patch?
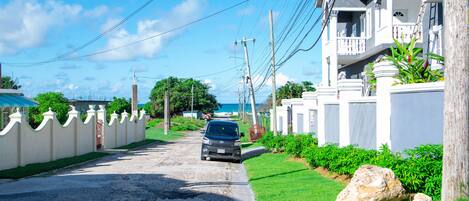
[314,167,351,184]
[287,156,351,184]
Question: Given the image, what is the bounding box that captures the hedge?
[259,132,443,200]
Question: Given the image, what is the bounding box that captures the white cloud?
[203,79,216,90]
[93,0,205,61]
[0,0,82,54]
[83,5,108,18]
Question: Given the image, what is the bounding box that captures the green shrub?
[146,118,162,129]
[259,134,443,199]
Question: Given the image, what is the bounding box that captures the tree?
[442,0,469,200]
[29,92,69,127]
[1,76,21,89]
[149,77,219,117]
[106,97,131,120]
[259,81,316,112]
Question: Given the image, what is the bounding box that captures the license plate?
[217,149,225,154]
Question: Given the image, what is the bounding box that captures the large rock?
[413,193,432,201]
[336,165,406,201]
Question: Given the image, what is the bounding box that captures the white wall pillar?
[329,10,339,87]
[316,86,337,146]
[43,108,56,161]
[111,112,119,147]
[374,61,398,149]
[121,111,129,145]
[68,106,79,156]
[86,105,97,152]
[338,79,364,147]
[9,109,24,166]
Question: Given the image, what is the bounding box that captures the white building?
[317,0,443,87]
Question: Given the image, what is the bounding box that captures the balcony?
[392,23,423,43]
[337,37,366,56]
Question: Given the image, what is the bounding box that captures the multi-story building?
[316,0,443,89]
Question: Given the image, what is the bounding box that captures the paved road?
[0,131,255,201]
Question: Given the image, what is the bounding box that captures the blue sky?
[0,0,323,103]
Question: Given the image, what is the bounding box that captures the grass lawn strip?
[0,152,109,179]
[244,153,345,201]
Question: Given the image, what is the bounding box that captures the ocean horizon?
[216,103,261,113]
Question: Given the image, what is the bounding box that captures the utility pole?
[441,0,469,200]
[235,37,259,133]
[242,69,247,123]
[131,71,138,116]
[269,10,278,136]
[191,84,194,120]
[164,79,171,135]
[0,62,3,89]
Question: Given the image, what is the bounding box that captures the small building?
[182,111,203,119]
[0,89,37,129]
[69,99,110,114]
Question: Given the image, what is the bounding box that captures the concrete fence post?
[373,61,399,150]
[316,86,337,146]
[97,105,106,148]
[121,110,129,145]
[87,105,96,152]
[9,109,23,166]
[338,79,364,147]
[68,106,79,156]
[43,108,56,161]
[111,112,119,148]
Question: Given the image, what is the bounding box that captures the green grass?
[244,153,345,201]
[146,127,185,142]
[0,152,109,179]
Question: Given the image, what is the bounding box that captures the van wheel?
[233,159,241,163]
[201,156,206,161]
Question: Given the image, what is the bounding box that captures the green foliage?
[106,97,131,121]
[364,62,376,93]
[170,116,205,131]
[260,81,316,112]
[29,92,70,127]
[1,76,21,89]
[149,77,219,117]
[146,118,162,129]
[385,38,444,84]
[259,135,443,199]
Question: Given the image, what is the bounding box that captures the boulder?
[413,193,432,201]
[336,165,406,201]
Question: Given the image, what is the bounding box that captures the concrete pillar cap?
[337,79,363,91]
[373,61,398,78]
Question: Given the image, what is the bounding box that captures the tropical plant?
[149,77,219,117]
[364,62,376,93]
[29,92,70,127]
[385,37,444,84]
[1,76,21,89]
[106,97,131,121]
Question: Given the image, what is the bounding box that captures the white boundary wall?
[0,105,147,171]
[275,61,445,152]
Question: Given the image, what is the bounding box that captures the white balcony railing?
[337,37,366,55]
[392,23,422,42]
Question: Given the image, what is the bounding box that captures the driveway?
[0,131,255,201]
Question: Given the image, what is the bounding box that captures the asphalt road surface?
[0,131,255,201]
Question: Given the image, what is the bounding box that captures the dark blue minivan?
[200,120,244,163]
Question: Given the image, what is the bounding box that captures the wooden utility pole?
[236,37,259,133]
[269,9,278,136]
[131,71,138,116]
[191,84,194,120]
[164,90,170,135]
[442,0,469,200]
[242,68,247,123]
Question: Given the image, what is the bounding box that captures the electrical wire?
[4,0,250,67]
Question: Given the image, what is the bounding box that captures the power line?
[4,0,155,66]
[276,0,336,67]
[4,0,250,67]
